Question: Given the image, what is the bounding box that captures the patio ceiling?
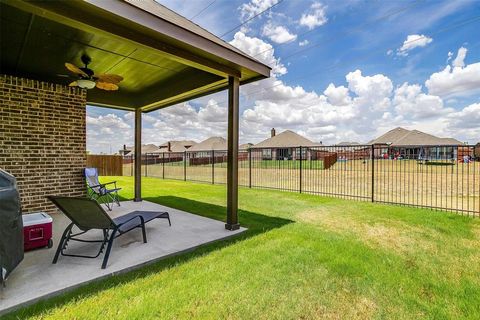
[0,0,270,112]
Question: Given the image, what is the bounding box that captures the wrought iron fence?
[123,144,480,216]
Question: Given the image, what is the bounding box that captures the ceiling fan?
[64,54,123,91]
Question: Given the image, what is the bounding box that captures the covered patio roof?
[0,0,270,111]
[0,0,271,230]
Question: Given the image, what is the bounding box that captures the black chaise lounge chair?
[48,196,171,269]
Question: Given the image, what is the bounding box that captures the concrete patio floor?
[0,200,245,315]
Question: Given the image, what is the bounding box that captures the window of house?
[262,149,272,159]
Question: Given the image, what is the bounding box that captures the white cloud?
[240,0,277,20]
[87,114,131,129]
[445,103,480,143]
[229,31,286,76]
[323,83,351,106]
[346,70,393,112]
[446,103,480,129]
[452,46,467,68]
[86,113,133,153]
[262,21,297,44]
[299,2,328,30]
[393,83,449,119]
[397,34,433,56]
[425,47,480,98]
[198,99,228,122]
[299,39,309,46]
[446,51,453,63]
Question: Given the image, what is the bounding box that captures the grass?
[8,177,480,319]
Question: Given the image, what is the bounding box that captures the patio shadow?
[5,197,293,319]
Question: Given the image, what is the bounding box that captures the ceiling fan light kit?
[76,79,96,89]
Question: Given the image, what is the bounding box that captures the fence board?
[87,155,123,176]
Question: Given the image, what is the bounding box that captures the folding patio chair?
[84,167,121,211]
[48,196,171,269]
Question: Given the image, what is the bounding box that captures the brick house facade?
[0,75,87,214]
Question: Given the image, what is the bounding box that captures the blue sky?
[87,0,480,153]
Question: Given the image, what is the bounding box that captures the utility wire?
[249,14,480,100]
[220,0,284,38]
[252,0,425,59]
[190,0,217,20]
[186,14,480,112]
[196,0,423,108]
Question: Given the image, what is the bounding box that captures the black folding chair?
[48,196,171,269]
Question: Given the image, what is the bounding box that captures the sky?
[86,0,480,154]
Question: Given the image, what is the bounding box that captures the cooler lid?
[22,212,53,227]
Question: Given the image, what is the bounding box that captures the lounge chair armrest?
[102,181,117,188]
[88,181,116,188]
[87,183,104,189]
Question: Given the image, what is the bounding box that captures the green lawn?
[8,177,480,319]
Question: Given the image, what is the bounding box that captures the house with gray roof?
[120,144,160,156]
[158,140,197,153]
[252,128,318,160]
[369,127,464,160]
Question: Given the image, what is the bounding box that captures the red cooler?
[22,212,53,251]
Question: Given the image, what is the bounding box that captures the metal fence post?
[145,153,148,177]
[299,146,303,193]
[211,150,215,184]
[371,145,375,202]
[184,151,187,181]
[162,153,165,179]
[248,148,252,188]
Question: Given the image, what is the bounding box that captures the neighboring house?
[239,143,253,150]
[119,144,160,156]
[188,137,227,158]
[336,142,361,146]
[158,140,197,153]
[368,127,464,160]
[252,128,318,160]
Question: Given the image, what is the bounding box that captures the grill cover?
[0,169,24,284]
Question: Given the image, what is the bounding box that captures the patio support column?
[134,108,142,202]
[226,76,240,230]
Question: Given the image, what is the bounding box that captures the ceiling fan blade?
[65,62,88,77]
[96,81,118,91]
[96,74,124,84]
[68,81,78,87]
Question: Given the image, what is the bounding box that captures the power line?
[252,0,425,59]
[180,13,480,113]
[190,0,217,20]
[194,1,423,108]
[252,14,480,98]
[220,0,284,38]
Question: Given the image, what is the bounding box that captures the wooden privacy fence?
[87,155,123,176]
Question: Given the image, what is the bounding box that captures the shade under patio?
[0,0,271,229]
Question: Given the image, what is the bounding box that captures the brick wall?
[0,75,87,214]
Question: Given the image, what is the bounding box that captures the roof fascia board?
[114,0,271,77]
